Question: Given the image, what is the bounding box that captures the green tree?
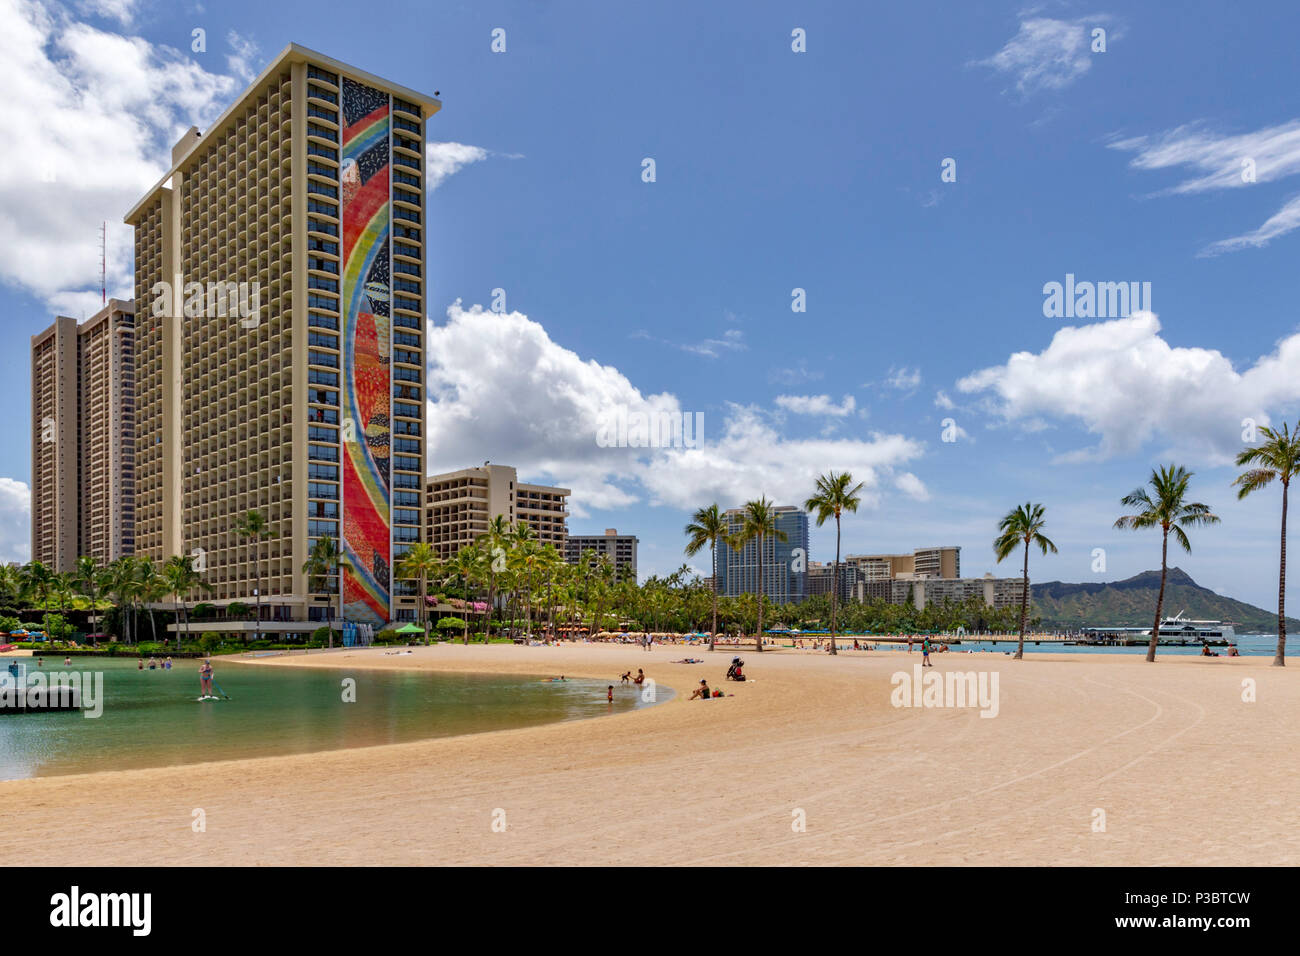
[734,497,788,652]
[684,503,731,652]
[395,541,442,642]
[993,503,1058,660]
[302,534,342,646]
[804,471,864,656]
[1233,422,1300,667]
[234,510,268,645]
[1114,465,1220,662]
[162,554,210,650]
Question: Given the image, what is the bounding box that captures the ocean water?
[853,633,1292,656]
[0,657,668,780]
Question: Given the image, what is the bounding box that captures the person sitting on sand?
[1228,644,1240,657]
[633,669,645,685]
[689,679,711,700]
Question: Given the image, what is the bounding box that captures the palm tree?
[1233,423,1300,667]
[136,558,166,644]
[75,556,105,637]
[1114,465,1221,662]
[993,503,1058,660]
[302,535,342,646]
[105,556,137,643]
[162,554,209,650]
[20,561,55,637]
[684,504,732,652]
[480,514,510,642]
[804,471,864,656]
[395,542,441,642]
[234,510,268,644]
[734,497,788,652]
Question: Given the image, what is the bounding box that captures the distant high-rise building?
[425,465,569,560]
[716,506,809,604]
[30,299,137,572]
[846,546,960,584]
[565,528,638,582]
[807,560,857,603]
[122,44,439,627]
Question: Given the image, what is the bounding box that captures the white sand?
[1,642,1296,865]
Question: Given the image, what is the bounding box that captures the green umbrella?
[395,622,425,634]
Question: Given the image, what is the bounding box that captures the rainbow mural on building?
[340,78,392,625]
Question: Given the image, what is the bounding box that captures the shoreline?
[1,643,1296,866]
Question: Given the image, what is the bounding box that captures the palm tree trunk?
[709,542,717,652]
[830,514,841,655]
[1275,480,1288,667]
[755,532,764,652]
[1147,531,1169,663]
[1015,542,1029,660]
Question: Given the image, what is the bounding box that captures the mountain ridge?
[1030,567,1298,632]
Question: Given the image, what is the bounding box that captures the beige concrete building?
[30,299,137,572]
[425,465,569,560]
[846,546,961,583]
[889,573,1028,612]
[123,43,438,628]
[565,528,638,582]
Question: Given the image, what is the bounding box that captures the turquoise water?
[837,633,1292,656]
[0,657,668,780]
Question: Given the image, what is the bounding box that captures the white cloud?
[1107,120,1300,255]
[225,30,259,83]
[956,311,1300,464]
[75,0,136,25]
[426,302,927,516]
[1201,194,1300,256]
[977,14,1118,95]
[886,366,922,390]
[774,394,856,417]
[426,141,490,190]
[680,328,746,358]
[894,472,931,502]
[934,389,956,410]
[0,478,31,564]
[0,0,239,311]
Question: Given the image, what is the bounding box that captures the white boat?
[1081,611,1235,643]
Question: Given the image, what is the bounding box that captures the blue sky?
[4,0,1300,611]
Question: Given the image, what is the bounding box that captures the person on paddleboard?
[199,659,214,699]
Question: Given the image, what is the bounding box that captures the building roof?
[125,42,442,224]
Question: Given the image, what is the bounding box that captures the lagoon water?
[0,657,666,781]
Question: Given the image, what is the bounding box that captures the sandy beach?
[2,642,1296,866]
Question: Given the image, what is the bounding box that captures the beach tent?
[395,623,425,634]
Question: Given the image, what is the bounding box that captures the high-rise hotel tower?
[123,44,437,626]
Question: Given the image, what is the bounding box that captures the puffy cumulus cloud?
[0,0,238,309]
[225,30,259,83]
[0,478,31,563]
[885,366,921,390]
[956,311,1300,464]
[774,394,855,417]
[976,14,1119,95]
[426,302,927,516]
[426,142,490,190]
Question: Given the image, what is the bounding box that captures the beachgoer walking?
[922,637,932,667]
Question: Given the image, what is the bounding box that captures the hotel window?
[394,508,421,525]
[308,444,339,462]
[394,455,420,472]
